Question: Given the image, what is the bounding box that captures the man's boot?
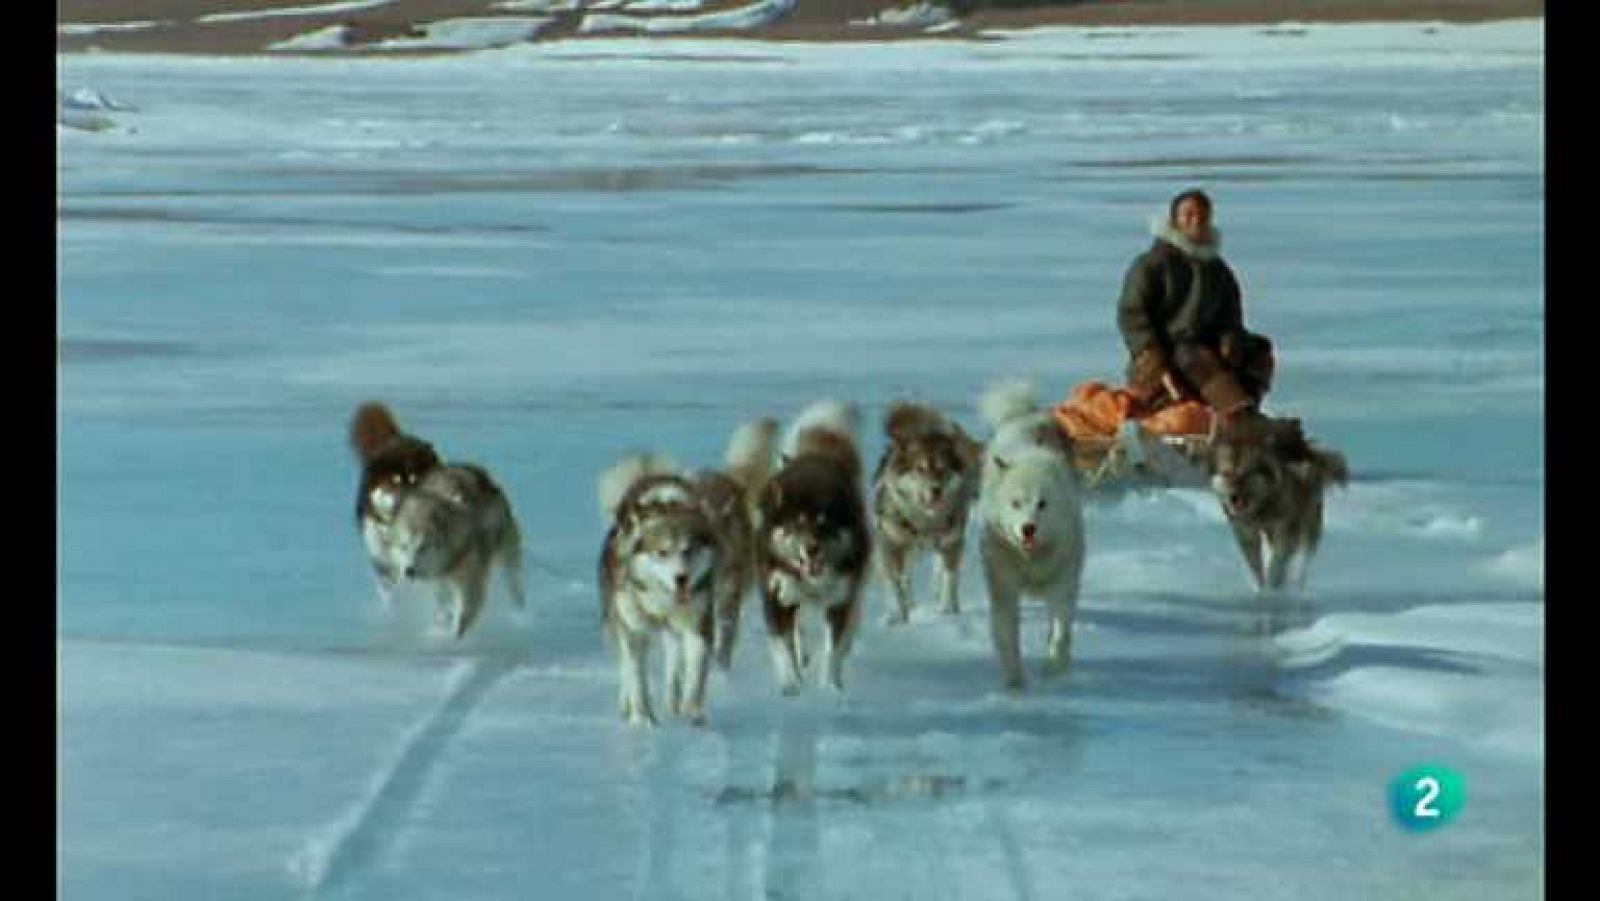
[1198,372,1261,436]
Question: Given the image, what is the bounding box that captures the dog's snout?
[404,565,417,579]
[1021,523,1036,539]
[674,572,689,590]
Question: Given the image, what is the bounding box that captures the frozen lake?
[58,20,1543,900]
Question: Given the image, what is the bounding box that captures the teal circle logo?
[1389,764,1464,832]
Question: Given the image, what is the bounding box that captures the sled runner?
[1052,381,1215,492]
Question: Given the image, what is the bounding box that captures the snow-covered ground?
[58,19,1543,900]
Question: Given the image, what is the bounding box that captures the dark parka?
[1116,229,1245,369]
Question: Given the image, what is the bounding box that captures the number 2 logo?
[1391,766,1463,832]
[1413,776,1441,818]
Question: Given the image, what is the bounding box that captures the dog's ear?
[1030,418,1074,458]
[955,428,983,469]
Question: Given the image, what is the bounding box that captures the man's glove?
[1219,332,1245,369]
[1129,346,1183,404]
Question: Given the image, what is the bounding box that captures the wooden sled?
[1068,429,1214,493]
[1053,381,1216,493]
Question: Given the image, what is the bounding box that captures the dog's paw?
[779,680,802,698]
[1002,675,1026,693]
[1041,656,1070,679]
[936,601,960,616]
[883,609,909,627]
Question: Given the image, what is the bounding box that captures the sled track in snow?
[762,714,824,901]
[289,655,521,895]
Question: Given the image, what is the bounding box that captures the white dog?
[976,379,1087,690]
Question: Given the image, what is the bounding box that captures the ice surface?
[58,19,1542,900]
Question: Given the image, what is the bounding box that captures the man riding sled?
[1117,188,1274,433]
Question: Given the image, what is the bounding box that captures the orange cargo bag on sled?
[1052,381,1214,442]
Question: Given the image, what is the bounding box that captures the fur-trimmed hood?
[1148,210,1223,261]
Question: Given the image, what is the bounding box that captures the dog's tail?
[598,452,679,521]
[724,417,779,501]
[1310,446,1350,488]
[783,400,862,479]
[350,401,405,463]
[783,400,859,455]
[978,378,1038,429]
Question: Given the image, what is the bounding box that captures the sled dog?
[871,402,982,623]
[350,400,443,531]
[597,419,776,726]
[756,401,872,695]
[976,380,1087,689]
[350,402,524,638]
[348,401,524,639]
[1208,415,1348,593]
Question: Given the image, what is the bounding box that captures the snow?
[58,20,162,35]
[853,3,955,28]
[196,0,398,24]
[58,18,1543,901]
[372,17,554,50]
[1481,538,1544,589]
[269,24,352,51]
[580,0,795,34]
[494,0,586,10]
[1274,604,1543,760]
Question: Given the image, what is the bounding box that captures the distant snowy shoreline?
[57,0,1543,56]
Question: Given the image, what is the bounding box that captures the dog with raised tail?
[596,418,776,727]
[349,402,524,639]
[350,401,442,536]
[696,418,779,671]
[756,401,872,695]
[1208,414,1348,593]
[871,402,982,624]
[976,379,1087,690]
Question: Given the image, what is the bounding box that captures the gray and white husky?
[597,419,776,727]
[871,401,982,624]
[1208,414,1349,594]
[976,379,1087,690]
[366,462,526,640]
[756,401,872,695]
